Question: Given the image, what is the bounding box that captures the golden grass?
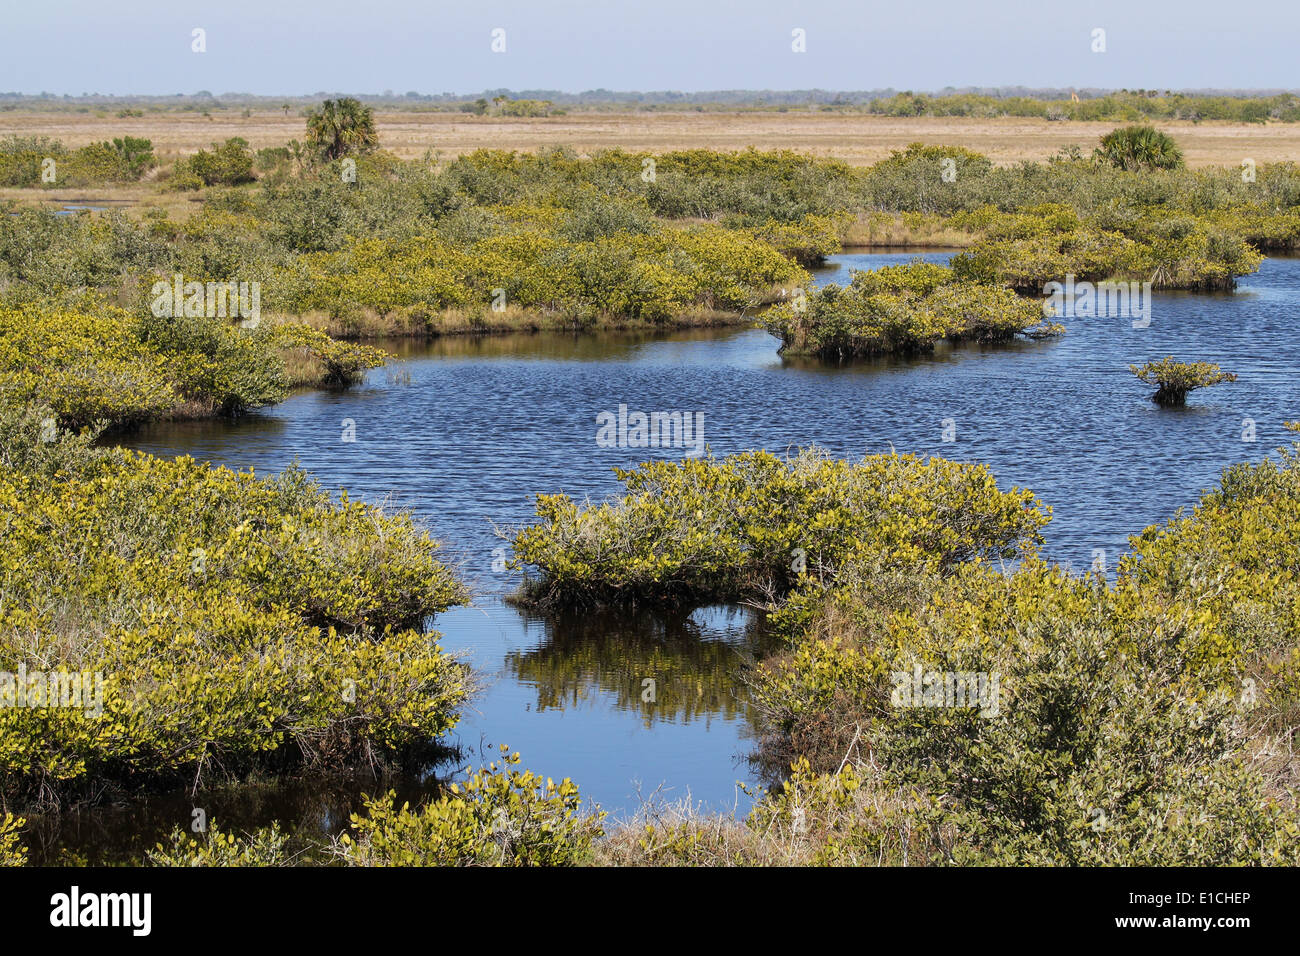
[2,110,1291,224]
[0,182,205,221]
[4,110,1297,168]
[843,212,981,247]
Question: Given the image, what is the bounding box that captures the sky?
[1,0,1295,96]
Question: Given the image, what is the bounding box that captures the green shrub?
[0,427,470,809]
[148,823,299,866]
[171,138,255,189]
[950,209,1262,292]
[1096,125,1185,171]
[741,438,1300,866]
[863,143,994,214]
[0,813,25,866]
[1130,356,1237,405]
[0,135,63,187]
[0,135,154,187]
[0,300,383,428]
[269,323,386,386]
[763,262,1042,358]
[255,146,292,172]
[337,749,603,866]
[60,138,156,184]
[0,302,182,425]
[510,447,1047,612]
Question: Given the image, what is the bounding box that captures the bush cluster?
[0,405,471,810]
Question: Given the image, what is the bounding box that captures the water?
[66,250,1299,862]
[53,204,108,216]
[8,205,112,218]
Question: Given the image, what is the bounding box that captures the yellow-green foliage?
[511,447,1048,611]
[763,262,1043,358]
[0,813,25,866]
[615,441,1300,866]
[745,559,1298,865]
[497,99,554,118]
[741,443,1300,865]
[1129,356,1237,406]
[951,205,1263,292]
[0,302,383,427]
[148,822,297,866]
[0,410,470,809]
[268,324,386,385]
[0,303,180,425]
[167,138,255,190]
[0,135,156,188]
[1123,439,1300,670]
[135,444,1300,867]
[277,223,806,325]
[749,214,846,266]
[1204,205,1300,251]
[280,237,476,318]
[337,749,603,866]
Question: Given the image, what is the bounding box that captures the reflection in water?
[427,598,776,824]
[23,773,448,866]
[373,325,755,363]
[505,604,778,727]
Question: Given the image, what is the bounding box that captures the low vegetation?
[0,301,384,428]
[763,262,1044,358]
[1095,125,1184,171]
[8,437,1298,864]
[146,748,603,867]
[0,134,157,187]
[0,813,25,866]
[336,749,602,866]
[1130,356,1238,405]
[4,119,1295,358]
[0,402,470,811]
[509,447,1048,616]
[861,90,1300,124]
[500,441,1300,865]
[167,137,256,190]
[949,203,1261,292]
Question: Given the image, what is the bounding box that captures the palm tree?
[304,98,379,162]
[1095,125,1184,171]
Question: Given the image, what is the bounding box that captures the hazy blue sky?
[1,0,1294,95]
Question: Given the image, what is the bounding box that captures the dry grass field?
[4,109,1299,168]
[4,109,1294,221]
